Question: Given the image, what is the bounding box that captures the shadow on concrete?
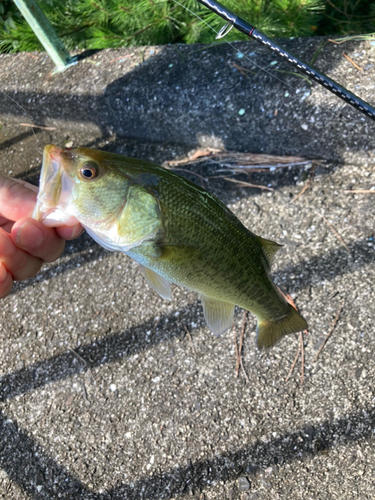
[0,413,86,498]
[103,405,374,499]
[0,128,42,152]
[1,38,374,163]
[0,237,371,401]
[1,406,374,498]
[1,236,371,496]
[0,298,374,497]
[1,37,374,499]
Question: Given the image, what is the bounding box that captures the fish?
[33,144,308,348]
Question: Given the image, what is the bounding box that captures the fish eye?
[79,161,99,181]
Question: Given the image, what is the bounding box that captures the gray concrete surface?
[0,36,374,499]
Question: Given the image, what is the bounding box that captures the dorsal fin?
[257,236,283,269]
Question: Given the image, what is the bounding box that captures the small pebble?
[238,476,251,491]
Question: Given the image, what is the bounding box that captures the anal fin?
[140,266,171,301]
[200,295,234,336]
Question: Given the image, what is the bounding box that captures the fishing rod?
[195,0,375,122]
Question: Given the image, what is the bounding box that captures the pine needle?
[0,0,328,53]
[313,210,350,252]
[344,190,375,194]
[313,302,344,362]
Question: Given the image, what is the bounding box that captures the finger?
[0,221,14,233]
[0,229,43,281]
[11,218,66,263]
[0,262,14,299]
[12,178,39,193]
[0,175,82,239]
[56,223,84,241]
[0,175,37,221]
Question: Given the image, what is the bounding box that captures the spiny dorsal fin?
[257,236,283,269]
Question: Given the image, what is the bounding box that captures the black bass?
[33,145,307,348]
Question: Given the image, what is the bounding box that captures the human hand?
[0,175,83,299]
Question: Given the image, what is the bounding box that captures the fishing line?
[172,0,289,88]
[1,90,43,155]
[192,0,375,121]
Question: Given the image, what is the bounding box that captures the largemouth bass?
[33,145,307,348]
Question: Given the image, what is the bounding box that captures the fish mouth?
[33,145,78,227]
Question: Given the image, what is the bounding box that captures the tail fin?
[256,305,308,349]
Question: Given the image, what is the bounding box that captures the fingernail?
[0,262,8,283]
[70,224,83,239]
[15,221,44,249]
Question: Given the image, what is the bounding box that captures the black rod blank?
[195,0,375,122]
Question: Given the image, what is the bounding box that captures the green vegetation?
[0,0,374,53]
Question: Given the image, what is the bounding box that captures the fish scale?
[33,145,307,348]
[145,173,281,314]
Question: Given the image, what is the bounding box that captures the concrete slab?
[0,37,374,499]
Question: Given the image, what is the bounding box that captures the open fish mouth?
[33,145,78,227]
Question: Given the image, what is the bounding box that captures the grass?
[0,0,374,53]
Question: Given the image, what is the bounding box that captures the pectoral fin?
[140,265,171,301]
[200,295,234,336]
